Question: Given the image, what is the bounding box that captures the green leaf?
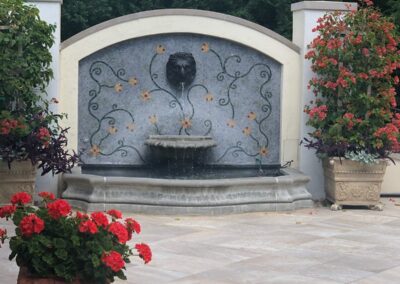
[55,249,68,260]
[91,255,100,267]
[37,235,52,247]
[42,254,55,265]
[71,235,80,246]
[116,270,127,280]
[9,250,17,261]
[54,264,67,279]
[53,238,66,249]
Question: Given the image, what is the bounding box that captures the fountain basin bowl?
[145,135,217,149]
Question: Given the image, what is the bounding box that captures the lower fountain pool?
[62,166,312,215]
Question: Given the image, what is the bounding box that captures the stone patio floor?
[2,198,400,283]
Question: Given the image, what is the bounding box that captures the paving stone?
[0,198,400,283]
[298,263,374,283]
[353,265,400,284]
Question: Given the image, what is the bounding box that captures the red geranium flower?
[79,220,98,234]
[0,205,16,218]
[91,212,109,228]
[19,214,45,237]
[0,228,6,247]
[47,199,71,219]
[135,243,152,264]
[0,227,6,238]
[108,222,129,244]
[125,218,141,234]
[76,211,89,220]
[101,251,125,272]
[38,191,55,201]
[11,192,32,205]
[107,209,122,219]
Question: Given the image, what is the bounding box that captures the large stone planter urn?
[0,161,36,204]
[323,157,387,210]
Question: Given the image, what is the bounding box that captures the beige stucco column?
[291,1,357,200]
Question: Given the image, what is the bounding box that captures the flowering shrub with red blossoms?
[304,0,400,161]
[0,110,78,175]
[0,192,152,283]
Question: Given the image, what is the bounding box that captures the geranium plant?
[304,0,400,162]
[0,192,152,283]
[0,0,77,174]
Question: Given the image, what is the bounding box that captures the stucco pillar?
[26,0,63,196]
[291,1,357,200]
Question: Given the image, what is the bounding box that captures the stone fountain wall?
[60,10,315,212]
[78,34,281,166]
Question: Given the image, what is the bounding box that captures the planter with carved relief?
[0,161,36,205]
[323,157,387,211]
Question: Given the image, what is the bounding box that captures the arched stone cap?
[60,9,302,167]
[62,9,299,53]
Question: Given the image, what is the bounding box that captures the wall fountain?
[61,11,313,214]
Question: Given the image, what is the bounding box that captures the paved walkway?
[2,198,400,283]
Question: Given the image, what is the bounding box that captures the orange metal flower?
[181,118,192,129]
[226,119,236,128]
[259,147,269,156]
[90,145,101,156]
[201,42,209,52]
[242,127,252,136]
[114,83,123,93]
[156,44,166,54]
[129,77,138,86]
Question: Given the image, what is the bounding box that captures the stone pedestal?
[0,161,36,204]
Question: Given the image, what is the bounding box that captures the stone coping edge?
[390,153,400,160]
[291,1,357,12]
[66,199,315,215]
[64,167,310,187]
[62,167,313,214]
[61,9,300,53]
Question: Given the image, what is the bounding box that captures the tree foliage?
[1,0,54,112]
[61,0,400,105]
[61,0,399,41]
[61,0,297,41]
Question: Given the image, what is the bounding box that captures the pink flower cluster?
[36,127,51,146]
[308,105,328,121]
[0,117,28,135]
[374,123,400,150]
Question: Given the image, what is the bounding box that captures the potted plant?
[0,192,152,283]
[304,0,400,210]
[0,0,77,202]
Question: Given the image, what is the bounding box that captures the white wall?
[382,154,400,195]
[26,0,62,196]
[291,1,357,200]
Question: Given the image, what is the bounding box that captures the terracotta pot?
[323,157,387,210]
[17,267,81,284]
[0,161,36,205]
[17,267,109,284]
